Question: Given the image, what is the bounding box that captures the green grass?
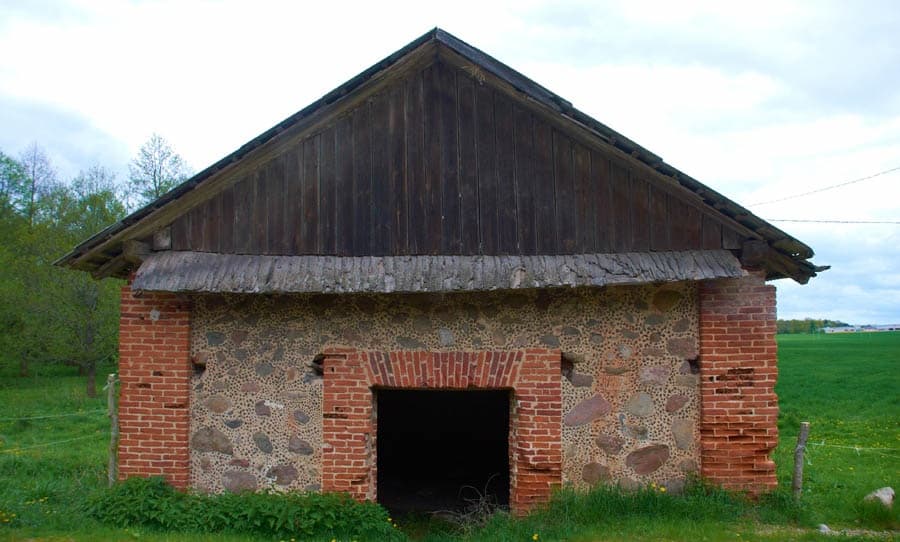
[0,333,897,540]
[773,332,899,530]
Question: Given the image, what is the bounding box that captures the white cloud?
[0,0,898,323]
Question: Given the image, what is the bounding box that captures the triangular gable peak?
[170,56,744,257]
[57,29,825,285]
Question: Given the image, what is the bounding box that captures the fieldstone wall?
[188,283,701,494]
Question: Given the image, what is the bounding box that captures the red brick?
[117,283,191,489]
[699,273,778,495]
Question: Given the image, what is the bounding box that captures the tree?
[0,150,125,390]
[44,165,125,395]
[19,143,57,225]
[128,134,190,207]
[0,150,27,215]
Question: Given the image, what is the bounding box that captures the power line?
[750,166,900,207]
[765,219,900,224]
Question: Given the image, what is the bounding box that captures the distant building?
[823,325,900,333]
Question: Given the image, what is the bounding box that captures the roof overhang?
[131,250,746,295]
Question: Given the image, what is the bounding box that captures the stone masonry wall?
[698,273,779,492]
[118,284,191,487]
[188,283,702,495]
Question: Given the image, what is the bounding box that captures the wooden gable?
[169,55,744,258]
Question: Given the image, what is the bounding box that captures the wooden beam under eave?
[123,240,151,264]
[91,254,129,279]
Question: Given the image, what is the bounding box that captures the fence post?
[792,421,810,499]
[107,373,119,487]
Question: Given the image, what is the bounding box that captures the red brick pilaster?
[117,283,191,488]
[698,272,778,493]
[321,348,561,515]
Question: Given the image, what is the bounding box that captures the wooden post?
[792,421,810,499]
[107,373,119,487]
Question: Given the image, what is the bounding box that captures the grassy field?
[0,332,897,541]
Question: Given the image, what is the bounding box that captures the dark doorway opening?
[376,389,510,514]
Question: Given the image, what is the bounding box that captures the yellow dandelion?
[533,534,540,541]
[660,486,667,493]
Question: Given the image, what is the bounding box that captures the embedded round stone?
[540,335,560,347]
[624,392,654,417]
[397,336,425,349]
[191,427,233,455]
[652,290,682,312]
[205,395,231,413]
[224,419,243,429]
[255,362,274,377]
[293,410,310,424]
[267,464,299,486]
[240,380,260,393]
[667,338,698,359]
[672,419,693,450]
[626,444,670,475]
[639,366,670,386]
[564,394,612,426]
[255,401,271,417]
[596,433,624,455]
[622,424,648,440]
[438,328,455,346]
[666,394,689,412]
[644,314,665,326]
[253,432,273,454]
[675,374,699,388]
[206,331,225,346]
[582,462,610,485]
[230,330,248,346]
[569,372,593,388]
[222,471,257,493]
[288,435,314,455]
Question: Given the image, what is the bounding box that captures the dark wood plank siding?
[457,74,479,254]
[405,72,426,254]
[532,119,555,253]
[514,107,536,254]
[169,59,750,257]
[371,92,391,254]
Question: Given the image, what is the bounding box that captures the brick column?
[117,283,191,488]
[698,272,778,493]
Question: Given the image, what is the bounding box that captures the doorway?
[376,389,510,513]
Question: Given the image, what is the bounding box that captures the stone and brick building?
[59,29,825,514]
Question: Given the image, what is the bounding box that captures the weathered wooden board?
[133,249,746,294]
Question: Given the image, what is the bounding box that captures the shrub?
[85,477,405,540]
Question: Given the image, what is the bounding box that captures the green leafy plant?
[85,477,405,540]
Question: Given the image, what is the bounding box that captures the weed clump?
[84,476,404,541]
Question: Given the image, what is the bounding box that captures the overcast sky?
[1,0,898,324]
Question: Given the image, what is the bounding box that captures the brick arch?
[321,348,562,514]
